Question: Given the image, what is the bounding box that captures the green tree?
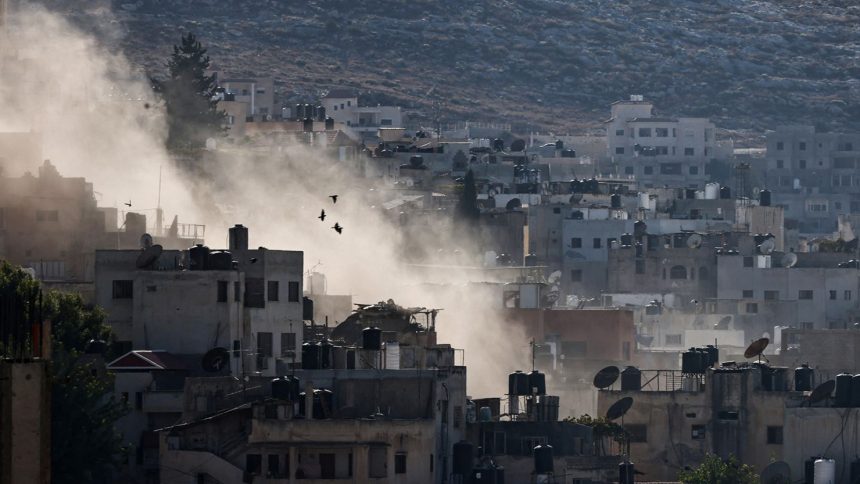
[456,169,480,221]
[678,454,759,484]
[153,33,224,153]
[0,262,127,484]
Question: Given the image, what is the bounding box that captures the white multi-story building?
[321,89,403,134]
[607,96,718,189]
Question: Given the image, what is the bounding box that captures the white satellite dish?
[547,270,562,285]
[782,252,798,268]
[758,238,776,255]
[686,233,703,249]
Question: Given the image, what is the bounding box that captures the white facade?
[322,94,403,133]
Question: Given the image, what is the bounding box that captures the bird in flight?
[329,195,338,204]
[332,223,343,234]
[124,200,132,207]
[318,209,326,221]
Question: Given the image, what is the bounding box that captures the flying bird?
[318,209,326,221]
[329,195,338,204]
[332,223,343,234]
[124,200,132,207]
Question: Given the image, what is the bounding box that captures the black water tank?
[320,340,333,369]
[621,366,642,391]
[611,194,622,209]
[682,350,703,374]
[302,297,314,321]
[492,138,504,152]
[409,155,424,168]
[760,189,772,207]
[851,374,860,407]
[836,373,853,406]
[685,188,696,199]
[634,220,647,237]
[570,179,582,193]
[528,370,546,395]
[704,345,719,367]
[313,388,333,419]
[452,441,473,475]
[362,327,382,350]
[85,339,108,355]
[188,244,210,270]
[795,364,813,391]
[294,104,304,120]
[325,117,335,130]
[720,185,732,199]
[272,376,300,401]
[561,149,576,158]
[524,254,538,267]
[771,367,788,391]
[555,139,563,151]
[301,342,320,370]
[620,233,633,246]
[316,106,326,121]
[509,371,530,396]
[851,459,860,484]
[619,462,635,484]
[587,177,599,194]
[805,457,817,484]
[208,250,233,270]
[303,117,314,132]
[533,444,553,474]
[229,224,249,251]
[755,363,773,390]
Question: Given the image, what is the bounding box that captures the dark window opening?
[395,453,407,474]
[718,410,739,420]
[245,278,265,308]
[571,237,582,248]
[112,280,133,299]
[246,454,262,475]
[767,426,783,444]
[288,281,300,302]
[267,280,279,301]
[319,453,336,479]
[217,281,228,302]
[692,424,706,440]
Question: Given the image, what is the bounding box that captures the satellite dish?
[686,234,703,249]
[760,461,791,484]
[782,252,798,268]
[510,139,526,152]
[547,270,562,285]
[593,366,620,389]
[605,396,633,421]
[743,337,769,359]
[808,380,835,405]
[758,238,776,255]
[202,347,230,373]
[506,198,522,211]
[135,244,163,269]
[140,233,153,249]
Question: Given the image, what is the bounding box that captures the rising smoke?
[0,4,529,396]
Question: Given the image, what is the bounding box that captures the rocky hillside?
[42,0,860,134]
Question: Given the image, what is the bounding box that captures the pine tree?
[153,33,224,153]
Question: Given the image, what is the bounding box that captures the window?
[570,270,583,282]
[655,127,669,137]
[718,410,739,420]
[638,128,651,137]
[669,265,687,280]
[777,159,784,169]
[845,290,853,301]
[655,146,668,155]
[624,424,647,443]
[799,290,814,300]
[746,303,758,314]
[743,257,754,267]
[764,290,779,300]
[245,278,265,308]
[112,280,133,299]
[776,141,784,150]
[369,447,387,478]
[217,281,228,302]
[267,281,279,301]
[234,281,241,301]
[767,426,783,444]
[616,129,624,136]
[801,322,814,330]
[684,147,695,156]
[246,454,262,475]
[135,392,143,410]
[799,159,807,169]
[281,333,296,355]
[571,237,582,248]
[830,290,837,300]
[257,332,273,357]
[380,119,393,126]
[320,453,336,479]
[660,163,682,175]
[340,103,344,109]
[742,290,754,298]
[268,455,281,477]
[35,210,59,222]
[799,141,806,151]
[689,166,699,175]
[593,238,602,249]
[666,334,682,346]
[644,166,653,175]
[691,424,706,440]
[288,281,300,302]
[552,207,561,214]
[635,260,645,274]
[395,453,407,474]
[615,147,625,155]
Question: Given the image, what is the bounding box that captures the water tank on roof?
[621,366,641,391]
[611,194,622,209]
[814,458,836,484]
[851,374,860,407]
[208,251,233,270]
[272,376,300,401]
[795,364,813,392]
[325,117,335,130]
[188,244,210,271]
[685,188,696,199]
[571,179,582,193]
[705,183,720,200]
[619,462,635,484]
[303,118,314,132]
[620,233,633,246]
[313,389,333,419]
[320,340,334,369]
[587,177,599,194]
[528,370,546,395]
[555,139,564,151]
[409,155,424,168]
[720,185,732,199]
[229,224,249,251]
[509,371,530,396]
[682,349,703,374]
[836,373,853,407]
[316,106,326,121]
[561,149,576,158]
[452,441,474,475]
[760,189,772,206]
[492,138,504,152]
[294,104,304,120]
[634,220,647,238]
[704,345,719,368]
[533,444,553,474]
[362,327,382,351]
[302,342,320,370]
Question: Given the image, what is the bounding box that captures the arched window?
[670,265,687,280]
[699,266,709,280]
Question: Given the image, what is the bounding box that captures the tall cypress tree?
[457,169,480,220]
[153,33,224,153]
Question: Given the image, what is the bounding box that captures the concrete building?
[606,96,720,189]
[322,89,403,135]
[219,77,275,119]
[95,224,304,376]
